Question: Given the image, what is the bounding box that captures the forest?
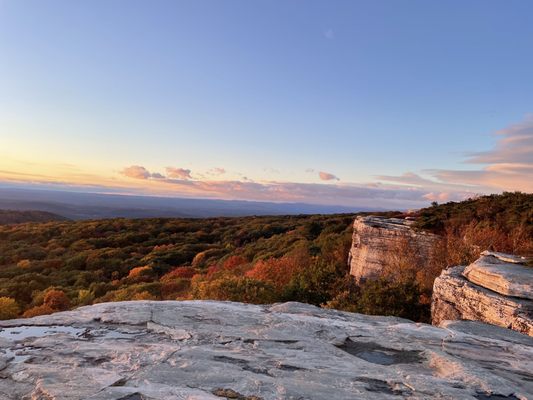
[0,192,531,322]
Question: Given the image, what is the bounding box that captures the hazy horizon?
[1,1,532,209]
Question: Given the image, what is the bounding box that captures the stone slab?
[1,300,532,399]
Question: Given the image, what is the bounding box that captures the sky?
[0,0,532,208]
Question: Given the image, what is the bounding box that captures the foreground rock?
[1,301,533,399]
[348,216,438,282]
[432,252,533,336]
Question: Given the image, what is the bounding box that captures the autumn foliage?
[44,289,71,311]
[0,192,529,322]
[0,297,20,320]
[245,250,308,291]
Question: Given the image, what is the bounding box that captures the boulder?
[1,301,532,399]
[463,251,533,300]
[432,253,533,336]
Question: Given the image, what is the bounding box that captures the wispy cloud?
[431,116,533,192]
[378,115,533,195]
[209,167,226,176]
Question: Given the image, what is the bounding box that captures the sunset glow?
[1,1,532,207]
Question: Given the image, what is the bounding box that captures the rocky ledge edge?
[1,301,533,400]
[432,251,533,337]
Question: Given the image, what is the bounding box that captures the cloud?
[377,115,533,194]
[6,115,532,210]
[211,167,226,175]
[467,116,533,165]
[121,165,193,181]
[430,116,533,192]
[108,165,440,208]
[121,165,153,180]
[423,192,452,202]
[147,178,441,209]
[319,171,339,181]
[165,167,192,180]
[376,172,436,187]
[150,172,166,179]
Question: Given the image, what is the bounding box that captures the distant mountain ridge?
[0,209,68,225]
[0,187,382,219]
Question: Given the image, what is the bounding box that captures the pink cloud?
[166,167,192,180]
[423,192,452,202]
[429,116,533,192]
[319,171,339,181]
[378,115,533,194]
[121,165,153,180]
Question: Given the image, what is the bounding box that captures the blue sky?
[0,0,532,207]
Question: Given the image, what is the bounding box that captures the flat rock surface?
[463,251,533,300]
[1,301,533,400]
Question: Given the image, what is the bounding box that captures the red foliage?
[161,280,191,299]
[43,289,70,311]
[23,304,54,318]
[127,266,152,279]
[206,264,220,278]
[246,253,307,290]
[161,266,196,282]
[222,256,248,271]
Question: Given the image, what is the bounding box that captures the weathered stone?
[1,300,533,399]
[348,216,438,282]
[463,251,533,300]
[432,265,533,336]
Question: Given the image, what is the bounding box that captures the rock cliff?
[432,251,533,336]
[348,216,438,282]
[1,301,533,399]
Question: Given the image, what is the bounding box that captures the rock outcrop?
[348,216,438,282]
[2,300,533,399]
[432,251,533,336]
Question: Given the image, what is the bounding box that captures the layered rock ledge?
[348,216,438,282]
[432,252,533,336]
[1,301,533,399]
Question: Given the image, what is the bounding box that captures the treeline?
[0,210,67,225]
[0,192,531,322]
